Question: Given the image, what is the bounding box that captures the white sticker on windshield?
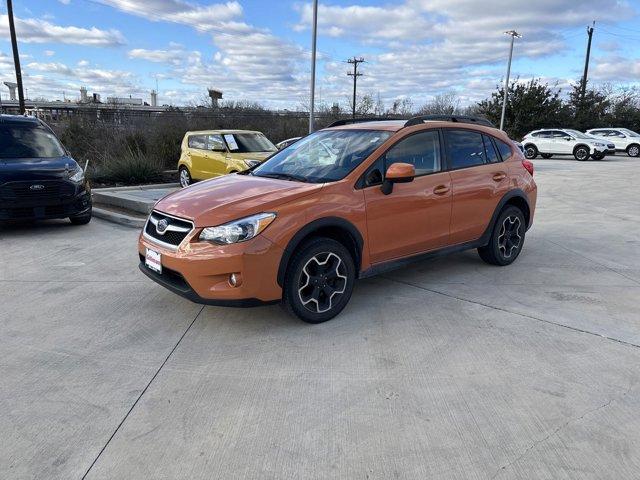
[370,137,380,143]
[224,134,239,151]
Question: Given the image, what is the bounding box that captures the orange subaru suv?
[139,116,537,323]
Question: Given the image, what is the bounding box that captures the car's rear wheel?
[574,146,589,161]
[627,144,640,157]
[69,209,92,225]
[282,237,356,323]
[478,206,526,266]
[179,167,192,188]
[524,145,538,159]
[541,153,553,159]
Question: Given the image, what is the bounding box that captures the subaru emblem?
[156,219,169,235]
[30,184,45,191]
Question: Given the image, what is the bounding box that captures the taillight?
[522,159,534,176]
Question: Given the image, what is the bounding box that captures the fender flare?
[276,216,364,287]
[479,189,532,246]
[573,143,591,154]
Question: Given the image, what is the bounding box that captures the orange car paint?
[139,121,537,304]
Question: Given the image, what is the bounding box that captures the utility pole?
[308,0,318,133]
[581,21,595,99]
[6,0,25,114]
[347,57,364,119]
[499,30,521,131]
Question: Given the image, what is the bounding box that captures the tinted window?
[188,135,207,149]
[483,135,500,163]
[207,134,225,151]
[495,139,513,160]
[534,131,552,138]
[384,130,441,176]
[224,133,276,153]
[444,130,486,169]
[0,125,65,159]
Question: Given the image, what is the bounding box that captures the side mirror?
[564,136,573,141]
[381,162,415,195]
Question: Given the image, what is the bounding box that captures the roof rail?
[326,117,401,128]
[404,115,494,128]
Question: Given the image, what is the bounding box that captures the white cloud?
[44,50,55,57]
[128,44,186,66]
[0,15,125,46]
[95,0,243,31]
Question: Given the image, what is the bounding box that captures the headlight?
[593,142,605,147]
[199,212,276,244]
[69,167,84,183]
[244,159,261,168]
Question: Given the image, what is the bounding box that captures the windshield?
[620,128,640,137]
[564,129,590,139]
[224,133,276,153]
[252,129,393,183]
[0,125,65,159]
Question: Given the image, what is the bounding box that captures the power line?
[347,56,364,119]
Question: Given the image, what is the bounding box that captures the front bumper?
[138,232,284,306]
[592,144,616,155]
[0,189,91,221]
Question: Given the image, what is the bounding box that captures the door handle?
[492,172,507,182]
[433,185,450,195]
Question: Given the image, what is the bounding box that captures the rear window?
[495,139,513,160]
[188,135,207,149]
[0,124,65,159]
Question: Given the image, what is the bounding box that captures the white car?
[585,128,640,157]
[522,128,615,161]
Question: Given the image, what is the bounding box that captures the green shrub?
[92,147,163,185]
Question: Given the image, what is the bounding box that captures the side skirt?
[359,238,487,279]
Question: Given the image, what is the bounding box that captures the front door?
[445,129,511,245]
[207,134,229,176]
[364,129,452,263]
[187,134,209,180]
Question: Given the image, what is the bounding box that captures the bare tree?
[388,97,414,116]
[417,92,461,115]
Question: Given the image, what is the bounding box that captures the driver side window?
[384,130,442,176]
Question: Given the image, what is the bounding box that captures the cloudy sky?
[0,0,638,109]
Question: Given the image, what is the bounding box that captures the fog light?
[229,273,242,287]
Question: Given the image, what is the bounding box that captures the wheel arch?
[481,189,532,246]
[626,142,640,152]
[277,217,364,287]
[573,143,591,154]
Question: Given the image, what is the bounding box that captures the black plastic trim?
[276,216,364,287]
[139,262,277,308]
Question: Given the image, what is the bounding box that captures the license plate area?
[145,248,162,274]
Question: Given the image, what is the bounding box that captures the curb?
[93,207,146,229]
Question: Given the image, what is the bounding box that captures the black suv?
[0,115,91,224]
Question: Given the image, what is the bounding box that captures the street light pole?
[309,0,318,133]
[499,30,521,131]
[6,0,25,114]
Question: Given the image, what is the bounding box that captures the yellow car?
[178,130,277,187]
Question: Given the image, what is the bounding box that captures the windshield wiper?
[254,172,309,183]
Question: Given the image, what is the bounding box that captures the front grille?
[144,211,194,248]
[0,180,75,203]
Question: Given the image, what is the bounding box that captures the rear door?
[363,129,452,263]
[553,130,574,154]
[446,129,511,245]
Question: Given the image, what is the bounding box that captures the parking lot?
[1,154,639,479]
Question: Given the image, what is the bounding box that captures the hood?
[227,151,274,162]
[0,156,79,182]
[155,173,322,227]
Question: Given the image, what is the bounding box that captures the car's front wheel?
[574,146,590,161]
[478,206,526,266]
[282,237,356,323]
[179,167,192,188]
[69,209,92,225]
[627,144,640,157]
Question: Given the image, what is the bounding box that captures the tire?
[574,146,589,161]
[179,167,192,188]
[627,144,640,157]
[541,153,553,159]
[524,145,538,159]
[282,237,356,323]
[478,206,526,266]
[69,209,92,225]
[591,152,605,161]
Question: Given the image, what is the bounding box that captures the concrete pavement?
[1,155,639,479]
